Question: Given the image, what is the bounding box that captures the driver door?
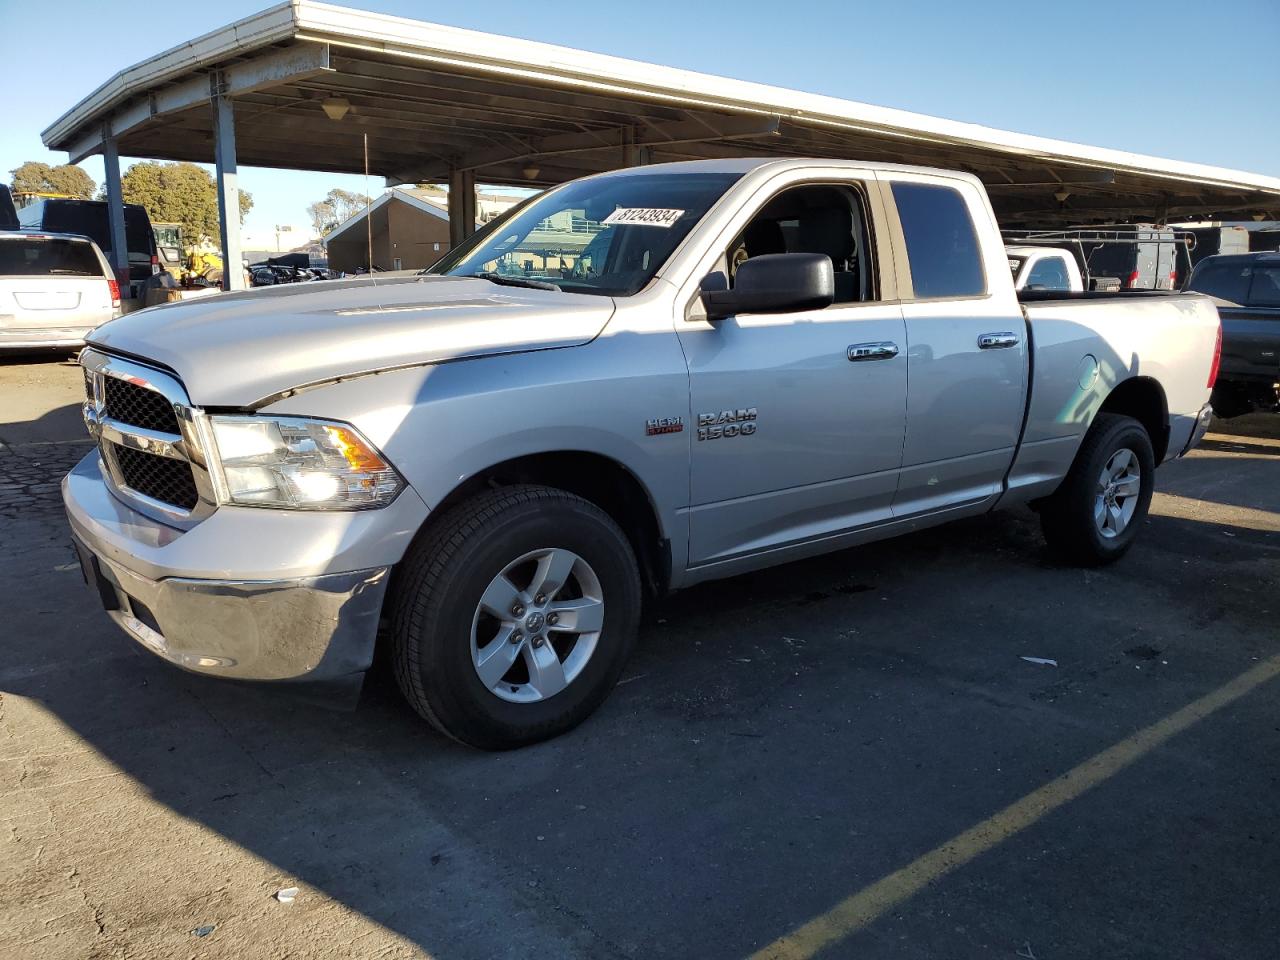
[676,178,908,567]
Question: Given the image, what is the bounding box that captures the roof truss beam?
[453,114,782,175]
[69,43,334,163]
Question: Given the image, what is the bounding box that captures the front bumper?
[63,452,426,682]
[72,534,388,681]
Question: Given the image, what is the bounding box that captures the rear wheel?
[1039,413,1155,565]
[391,485,641,749]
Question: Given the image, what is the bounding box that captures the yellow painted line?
[750,653,1280,960]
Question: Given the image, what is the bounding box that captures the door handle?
[978,332,1020,349]
[847,341,899,362]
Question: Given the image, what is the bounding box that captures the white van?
[0,231,121,350]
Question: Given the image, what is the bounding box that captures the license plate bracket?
[71,537,120,612]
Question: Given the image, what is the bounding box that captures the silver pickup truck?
[64,158,1219,749]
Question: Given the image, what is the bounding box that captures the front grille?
[103,376,181,434]
[113,444,199,511]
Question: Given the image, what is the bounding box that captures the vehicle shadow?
[3,340,1277,956]
[5,491,1278,958]
[0,402,89,448]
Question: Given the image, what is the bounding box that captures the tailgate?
[0,278,110,329]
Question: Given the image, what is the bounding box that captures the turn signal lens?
[324,425,389,474]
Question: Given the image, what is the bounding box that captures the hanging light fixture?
[521,163,540,181]
[321,96,351,121]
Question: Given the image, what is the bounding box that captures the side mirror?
[701,253,834,321]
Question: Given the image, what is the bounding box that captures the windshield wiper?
[465,271,561,291]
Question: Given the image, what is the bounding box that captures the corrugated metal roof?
[42,1,1280,223]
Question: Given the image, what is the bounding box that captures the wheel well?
[424,452,670,598]
[1098,376,1169,462]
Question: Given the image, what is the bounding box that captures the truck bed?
[1014,291,1219,480]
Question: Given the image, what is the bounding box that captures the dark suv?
[17,198,158,296]
[1185,252,1280,416]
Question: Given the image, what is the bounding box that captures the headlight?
[207,415,404,510]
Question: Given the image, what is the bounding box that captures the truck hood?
[87,276,615,407]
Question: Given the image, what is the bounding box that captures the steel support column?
[448,167,477,247]
[101,137,130,295]
[622,127,653,167]
[211,87,245,291]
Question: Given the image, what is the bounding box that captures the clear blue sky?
[2,0,1276,236]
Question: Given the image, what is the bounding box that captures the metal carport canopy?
[43,0,1280,225]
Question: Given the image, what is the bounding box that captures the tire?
[1039,413,1156,566]
[391,485,641,749]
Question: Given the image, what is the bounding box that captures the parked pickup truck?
[1183,252,1280,416]
[1007,245,1084,293]
[64,159,1219,749]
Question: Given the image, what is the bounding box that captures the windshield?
[428,172,742,296]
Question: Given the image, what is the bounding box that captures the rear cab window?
[1026,256,1071,291]
[0,237,104,277]
[1247,265,1280,307]
[1188,262,1253,304]
[890,182,985,298]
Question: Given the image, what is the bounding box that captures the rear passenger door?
[885,176,1028,518]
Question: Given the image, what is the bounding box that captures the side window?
[890,182,985,298]
[1189,263,1251,304]
[1025,256,1071,291]
[726,184,877,304]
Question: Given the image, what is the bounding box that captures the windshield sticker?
[601,208,685,228]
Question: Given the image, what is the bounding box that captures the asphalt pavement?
[1,354,1276,960]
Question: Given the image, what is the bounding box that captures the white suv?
[0,231,120,350]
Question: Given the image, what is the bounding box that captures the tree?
[308,199,337,237]
[308,188,372,236]
[326,188,370,223]
[118,161,252,246]
[10,161,95,198]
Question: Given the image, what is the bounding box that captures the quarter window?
[891,182,985,298]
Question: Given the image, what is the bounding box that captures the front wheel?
[1039,413,1156,566]
[391,485,641,749]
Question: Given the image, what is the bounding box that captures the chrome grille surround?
[80,349,218,529]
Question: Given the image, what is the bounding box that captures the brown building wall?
[326,198,452,273]
[327,219,391,273]
[385,199,451,270]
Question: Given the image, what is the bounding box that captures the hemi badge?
[645,416,684,436]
